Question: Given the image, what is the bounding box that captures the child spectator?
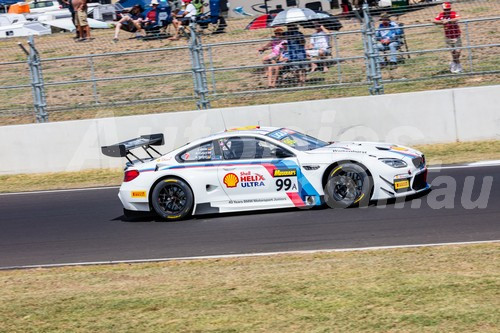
[434,2,462,73]
[258,28,287,88]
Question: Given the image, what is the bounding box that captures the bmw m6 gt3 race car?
[101,126,429,220]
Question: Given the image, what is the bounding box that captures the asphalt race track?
[1,165,499,269]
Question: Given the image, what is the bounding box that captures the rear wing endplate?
[101,134,164,163]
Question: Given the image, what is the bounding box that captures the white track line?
[1,240,498,270]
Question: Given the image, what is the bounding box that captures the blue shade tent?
[117,0,151,10]
[0,0,21,7]
[117,0,170,16]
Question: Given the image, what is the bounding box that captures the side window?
[178,141,222,162]
[217,137,294,160]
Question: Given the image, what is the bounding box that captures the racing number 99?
[276,178,292,191]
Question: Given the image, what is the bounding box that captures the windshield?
[266,128,329,151]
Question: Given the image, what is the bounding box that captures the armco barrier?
[0,85,498,175]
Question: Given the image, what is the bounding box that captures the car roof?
[200,126,280,141]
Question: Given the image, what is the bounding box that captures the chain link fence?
[0,0,499,124]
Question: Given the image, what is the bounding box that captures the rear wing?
[101,134,164,163]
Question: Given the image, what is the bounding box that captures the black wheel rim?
[330,171,364,202]
[157,184,187,214]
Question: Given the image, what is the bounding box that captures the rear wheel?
[324,162,372,208]
[151,178,194,221]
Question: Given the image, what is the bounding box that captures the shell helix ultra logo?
[223,173,239,188]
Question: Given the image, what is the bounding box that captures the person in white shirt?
[306,24,332,73]
[170,0,197,39]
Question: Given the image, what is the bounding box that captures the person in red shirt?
[434,2,462,73]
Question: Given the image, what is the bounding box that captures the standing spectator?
[113,5,146,42]
[61,0,79,39]
[72,0,91,41]
[375,13,402,68]
[434,2,462,73]
[283,24,307,86]
[258,28,287,88]
[306,23,331,73]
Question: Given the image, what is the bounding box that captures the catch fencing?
[0,0,499,124]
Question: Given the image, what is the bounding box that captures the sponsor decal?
[273,168,297,177]
[240,171,265,188]
[332,150,366,154]
[268,130,288,140]
[131,190,147,198]
[391,146,409,152]
[394,179,410,190]
[223,173,239,188]
[223,171,266,188]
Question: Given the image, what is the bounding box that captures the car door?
[216,136,302,209]
[175,140,230,210]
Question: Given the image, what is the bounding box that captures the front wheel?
[151,178,194,221]
[324,162,372,208]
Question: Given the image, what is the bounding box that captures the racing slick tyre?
[324,162,373,209]
[151,178,194,221]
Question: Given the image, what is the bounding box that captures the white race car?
[102,126,429,220]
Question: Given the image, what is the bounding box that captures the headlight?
[380,158,407,168]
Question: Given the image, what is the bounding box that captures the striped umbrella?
[270,8,329,27]
[245,14,277,30]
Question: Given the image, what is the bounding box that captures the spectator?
[193,0,204,15]
[113,4,146,42]
[61,0,79,39]
[283,24,307,86]
[258,28,287,88]
[434,2,462,73]
[170,0,197,40]
[375,13,402,68]
[143,0,159,30]
[306,23,331,73]
[72,0,91,41]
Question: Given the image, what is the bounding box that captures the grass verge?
[0,140,499,193]
[0,243,498,332]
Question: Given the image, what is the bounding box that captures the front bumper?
[376,167,429,200]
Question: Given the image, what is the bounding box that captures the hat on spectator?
[183,0,192,3]
[150,0,159,5]
[442,2,452,10]
[380,12,390,20]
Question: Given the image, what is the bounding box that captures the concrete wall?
[0,85,498,175]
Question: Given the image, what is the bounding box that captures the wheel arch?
[322,160,374,198]
[148,174,195,210]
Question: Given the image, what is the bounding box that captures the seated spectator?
[258,28,287,88]
[306,23,331,73]
[143,0,159,30]
[170,0,197,40]
[113,4,146,42]
[375,13,402,68]
[283,24,307,86]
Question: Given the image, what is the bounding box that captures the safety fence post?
[189,18,211,109]
[18,35,48,122]
[361,4,384,95]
